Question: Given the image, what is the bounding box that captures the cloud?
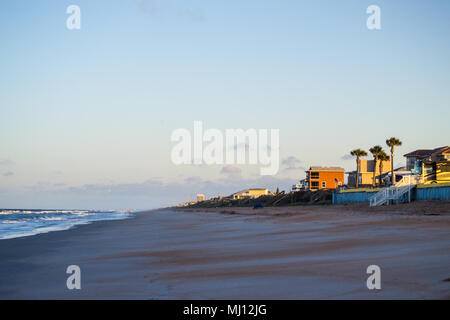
[53,183,67,187]
[220,165,242,179]
[281,156,304,171]
[184,176,203,184]
[0,159,14,166]
[341,154,354,161]
[3,171,14,177]
[5,172,299,209]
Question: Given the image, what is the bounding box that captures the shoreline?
[1,202,449,299]
[175,200,450,219]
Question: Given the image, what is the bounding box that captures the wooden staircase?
[369,175,419,207]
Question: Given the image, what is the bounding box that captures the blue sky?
[1,0,449,209]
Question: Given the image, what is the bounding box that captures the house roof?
[404,146,448,157]
[232,188,268,196]
[403,149,434,157]
[308,166,345,172]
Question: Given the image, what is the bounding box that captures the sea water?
[0,209,132,240]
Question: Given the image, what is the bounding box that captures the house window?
[310,172,319,179]
[311,181,319,189]
[321,181,326,188]
[407,158,416,170]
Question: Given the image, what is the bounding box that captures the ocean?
[0,209,132,240]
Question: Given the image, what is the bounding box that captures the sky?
[1,0,449,209]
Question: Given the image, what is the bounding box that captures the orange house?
[305,166,345,191]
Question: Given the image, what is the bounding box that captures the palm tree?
[378,151,390,186]
[350,149,368,188]
[369,145,383,187]
[386,137,402,185]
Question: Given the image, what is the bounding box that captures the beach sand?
[0,201,449,299]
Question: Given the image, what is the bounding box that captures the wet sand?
[0,201,449,299]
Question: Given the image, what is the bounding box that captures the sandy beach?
[0,201,449,299]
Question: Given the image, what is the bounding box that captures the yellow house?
[348,159,392,186]
[404,147,450,184]
[232,189,270,200]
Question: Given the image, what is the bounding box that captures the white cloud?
[341,154,354,161]
[0,159,14,166]
[8,173,295,209]
[3,171,14,177]
[281,156,304,171]
[220,165,242,175]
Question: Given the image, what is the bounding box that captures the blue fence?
[332,191,378,204]
[333,186,450,204]
[416,186,450,201]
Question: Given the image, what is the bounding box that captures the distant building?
[231,188,270,200]
[404,146,450,171]
[196,194,205,202]
[404,146,450,184]
[305,167,345,191]
[292,179,307,192]
[347,159,392,187]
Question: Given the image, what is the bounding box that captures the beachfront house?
[197,194,206,202]
[347,159,392,187]
[305,167,345,191]
[404,146,450,184]
[404,146,450,171]
[231,188,270,200]
[292,179,307,192]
